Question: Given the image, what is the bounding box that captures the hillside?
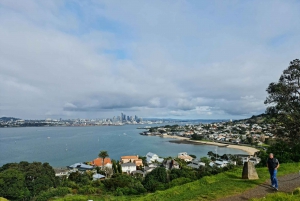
[0,117,20,122]
[233,113,275,124]
[52,163,300,201]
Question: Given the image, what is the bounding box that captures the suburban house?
[242,156,261,165]
[132,170,145,177]
[54,168,69,177]
[134,159,144,167]
[177,152,193,162]
[92,173,105,180]
[121,155,138,163]
[121,162,137,173]
[68,163,94,171]
[163,159,180,170]
[91,157,112,169]
[146,152,164,163]
[144,166,155,173]
[209,160,229,168]
[187,159,205,169]
[120,155,144,167]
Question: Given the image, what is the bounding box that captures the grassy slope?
[52,163,300,201]
[251,187,300,201]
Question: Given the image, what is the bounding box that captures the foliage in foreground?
[265,59,300,144]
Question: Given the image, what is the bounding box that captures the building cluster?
[141,122,276,146]
[0,114,163,127]
[55,150,259,180]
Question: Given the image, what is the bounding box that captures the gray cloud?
[1,0,300,119]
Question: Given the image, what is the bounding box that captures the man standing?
[267,153,280,190]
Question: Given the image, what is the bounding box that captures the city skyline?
[1,1,300,120]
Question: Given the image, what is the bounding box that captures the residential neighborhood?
[139,118,276,148]
[56,149,261,181]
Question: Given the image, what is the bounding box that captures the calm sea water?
[0,124,247,167]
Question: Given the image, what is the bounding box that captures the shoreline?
[162,135,259,155]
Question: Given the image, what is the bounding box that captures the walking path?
[218,173,300,201]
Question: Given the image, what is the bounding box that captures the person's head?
[269,153,274,159]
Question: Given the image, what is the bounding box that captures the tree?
[112,160,118,174]
[98,150,109,169]
[200,157,210,166]
[0,161,56,197]
[117,161,122,174]
[0,169,30,200]
[265,59,300,143]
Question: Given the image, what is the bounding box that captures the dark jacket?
[267,158,279,170]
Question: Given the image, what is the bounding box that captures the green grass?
[251,187,300,201]
[52,163,300,201]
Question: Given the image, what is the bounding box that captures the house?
[163,159,180,170]
[121,155,139,163]
[187,159,205,169]
[92,173,105,180]
[209,160,228,168]
[91,158,112,169]
[215,160,228,168]
[132,170,145,177]
[144,166,155,173]
[146,152,164,163]
[178,152,193,162]
[121,155,144,167]
[54,168,69,177]
[121,162,137,173]
[134,159,144,167]
[68,163,94,171]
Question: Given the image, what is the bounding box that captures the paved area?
[218,173,300,201]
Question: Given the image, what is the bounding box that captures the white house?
[121,162,136,173]
[209,160,229,168]
[54,169,69,177]
[187,159,205,169]
[146,152,164,163]
[92,173,105,180]
[178,152,193,162]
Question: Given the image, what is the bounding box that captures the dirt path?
[218,173,300,201]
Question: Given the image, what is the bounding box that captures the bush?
[168,177,191,188]
[77,186,97,195]
[293,187,300,195]
[35,187,70,201]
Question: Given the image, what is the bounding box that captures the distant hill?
[0,117,21,122]
[233,113,274,124]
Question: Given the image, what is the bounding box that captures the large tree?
[265,59,300,143]
[98,150,109,169]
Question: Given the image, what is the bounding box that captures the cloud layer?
[1,0,300,119]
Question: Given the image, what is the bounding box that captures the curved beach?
[162,135,259,155]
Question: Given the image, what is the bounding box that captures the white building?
[121,162,136,173]
[146,152,164,163]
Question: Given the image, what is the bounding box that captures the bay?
[0,124,247,167]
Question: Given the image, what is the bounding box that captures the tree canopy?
[265,59,300,143]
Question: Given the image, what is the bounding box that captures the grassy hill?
[233,113,276,124]
[52,163,300,201]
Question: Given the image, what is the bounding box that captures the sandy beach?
[162,135,259,155]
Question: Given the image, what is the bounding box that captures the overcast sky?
[1,0,300,120]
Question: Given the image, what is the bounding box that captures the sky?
[1,0,300,120]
